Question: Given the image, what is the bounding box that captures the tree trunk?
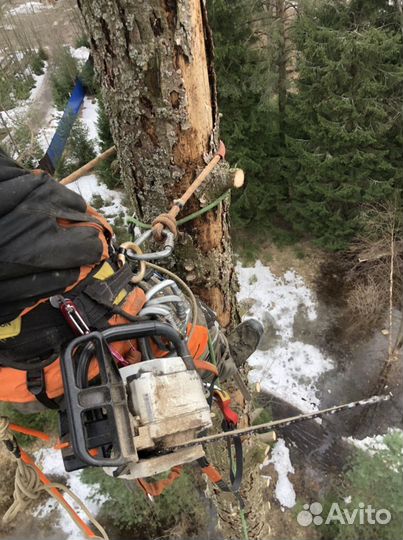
[76,0,238,327]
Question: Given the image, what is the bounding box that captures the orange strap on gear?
[194,358,219,376]
[136,466,182,497]
[9,423,53,443]
[200,463,223,484]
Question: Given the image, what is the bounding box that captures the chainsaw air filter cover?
[122,356,212,449]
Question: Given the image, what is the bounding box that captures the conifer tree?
[282,0,403,250]
[208,0,290,230]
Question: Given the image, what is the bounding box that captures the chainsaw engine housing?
[104,356,211,479]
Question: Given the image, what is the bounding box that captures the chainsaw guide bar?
[165,393,391,451]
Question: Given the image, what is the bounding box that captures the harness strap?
[225,421,243,493]
[82,264,133,309]
[26,369,59,409]
[197,430,243,495]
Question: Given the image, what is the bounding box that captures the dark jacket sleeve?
[0,149,111,323]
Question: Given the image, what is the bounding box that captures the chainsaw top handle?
[101,321,194,368]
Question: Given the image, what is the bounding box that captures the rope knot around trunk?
[152,213,178,241]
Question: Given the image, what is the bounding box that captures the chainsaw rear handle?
[66,321,195,373]
[76,320,195,388]
[61,322,195,468]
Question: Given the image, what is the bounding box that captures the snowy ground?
[263,438,296,509]
[237,260,334,412]
[0,61,49,133]
[81,97,100,152]
[8,1,50,16]
[69,173,125,224]
[346,428,403,456]
[70,46,90,63]
[37,105,63,152]
[236,260,336,510]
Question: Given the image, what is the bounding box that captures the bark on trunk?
[76,0,238,327]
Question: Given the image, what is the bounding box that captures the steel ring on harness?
[117,242,146,283]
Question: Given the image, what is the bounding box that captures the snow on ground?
[346,428,403,456]
[29,63,48,102]
[34,448,105,539]
[237,260,333,412]
[69,174,125,223]
[265,438,296,508]
[81,97,100,152]
[8,1,50,16]
[0,62,48,131]
[37,105,63,151]
[70,46,91,64]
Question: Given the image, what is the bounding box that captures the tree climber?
[0,147,263,412]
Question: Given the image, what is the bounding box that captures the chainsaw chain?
[165,394,391,451]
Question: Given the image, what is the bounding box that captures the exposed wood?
[230,168,245,189]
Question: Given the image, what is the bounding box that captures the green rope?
[239,507,249,540]
[208,334,217,369]
[208,334,249,540]
[127,190,230,230]
[127,216,151,229]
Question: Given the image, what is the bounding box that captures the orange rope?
[19,449,98,539]
[9,423,52,443]
[194,358,219,377]
[6,423,103,538]
[136,466,182,497]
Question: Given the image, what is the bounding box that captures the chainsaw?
[59,319,390,479]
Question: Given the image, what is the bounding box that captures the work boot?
[211,319,263,400]
[227,319,264,368]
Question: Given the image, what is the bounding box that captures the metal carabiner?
[50,295,90,336]
[128,230,175,261]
